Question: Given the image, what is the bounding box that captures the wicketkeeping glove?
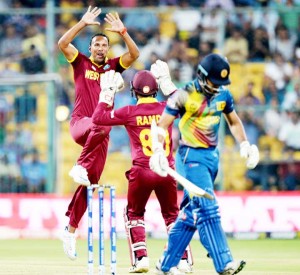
[240,141,259,169]
[149,145,169,177]
[150,60,177,96]
[99,70,124,106]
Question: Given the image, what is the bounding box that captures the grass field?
[0,238,299,275]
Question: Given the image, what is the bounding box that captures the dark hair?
[89,33,110,46]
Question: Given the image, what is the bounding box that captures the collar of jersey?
[89,56,108,68]
[137,97,158,105]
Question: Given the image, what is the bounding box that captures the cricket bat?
[166,167,214,200]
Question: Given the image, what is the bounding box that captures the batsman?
[150,54,259,275]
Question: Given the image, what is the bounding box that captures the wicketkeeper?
[92,70,193,273]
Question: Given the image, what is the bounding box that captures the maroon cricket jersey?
[69,51,126,125]
[93,97,175,167]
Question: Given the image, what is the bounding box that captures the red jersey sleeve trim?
[67,50,79,63]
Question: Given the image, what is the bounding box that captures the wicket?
[87,184,117,275]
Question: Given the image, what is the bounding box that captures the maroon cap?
[131,70,158,96]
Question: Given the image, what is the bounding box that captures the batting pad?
[197,217,233,273]
[161,221,195,272]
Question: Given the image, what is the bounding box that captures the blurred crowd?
[0,0,300,193]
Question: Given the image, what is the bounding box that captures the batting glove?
[149,146,169,177]
[99,70,124,106]
[240,141,260,169]
[150,60,177,96]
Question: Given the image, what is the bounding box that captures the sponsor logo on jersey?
[216,101,226,111]
[85,70,100,81]
[103,64,110,70]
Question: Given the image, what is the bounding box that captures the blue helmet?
[197,53,231,86]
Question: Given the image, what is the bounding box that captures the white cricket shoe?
[69,164,90,186]
[129,256,149,273]
[62,227,77,260]
[177,259,193,273]
[156,258,184,275]
[219,260,246,275]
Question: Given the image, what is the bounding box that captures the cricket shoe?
[69,164,90,186]
[62,227,77,260]
[177,259,193,273]
[129,256,149,273]
[155,258,184,275]
[219,260,246,275]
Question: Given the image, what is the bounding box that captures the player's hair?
[89,33,110,46]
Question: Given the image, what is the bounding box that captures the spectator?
[264,97,282,137]
[262,79,285,106]
[0,95,12,144]
[246,145,279,191]
[0,131,24,166]
[278,109,300,151]
[273,25,296,62]
[204,0,235,10]
[197,41,213,60]
[0,24,22,59]
[282,80,300,110]
[0,153,23,193]
[187,24,202,51]
[3,0,31,33]
[278,162,300,191]
[20,148,46,193]
[139,30,172,64]
[248,26,271,62]
[264,51,293,93]
[20,44,45,74]
[238,81,261,106]
[123,9,159,39]
[167,40,194,82]
[223,26,249,63]
[200,7,224,49]
[22,24,46,60]
[14,89,37,123]
[172,0,201,39]
[0,59,22,93]
[238,109,263,145]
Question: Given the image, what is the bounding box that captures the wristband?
[120,27,127,36]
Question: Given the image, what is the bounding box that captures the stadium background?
[0,0,299,241]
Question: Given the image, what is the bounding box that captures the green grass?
[0,238,299,274]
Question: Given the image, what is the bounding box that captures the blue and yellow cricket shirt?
[165,79,234,148]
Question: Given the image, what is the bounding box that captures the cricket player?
[92,70,193,273]
[149,54,259,274]
[57,6,139,260]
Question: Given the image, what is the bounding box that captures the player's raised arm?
[104,12,139,67]
[58,6,102,60]
[151,60,177,96]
